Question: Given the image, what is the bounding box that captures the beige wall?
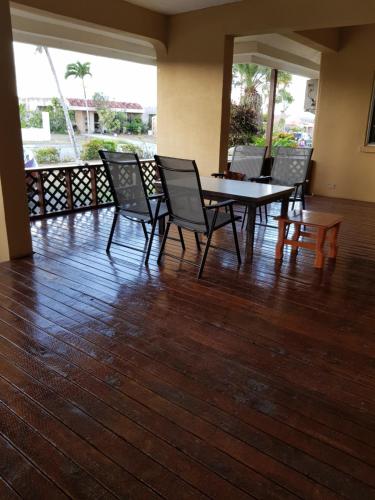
[0,0,32,261]
[157,27,233,174]
[313,24,375,202]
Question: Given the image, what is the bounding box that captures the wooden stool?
[275,210,343,268]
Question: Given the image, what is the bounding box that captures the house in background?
[67,98,144,133]
[19,97,145,134]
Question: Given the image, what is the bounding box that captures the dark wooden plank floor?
[0,196,374,499]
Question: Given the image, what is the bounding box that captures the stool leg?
[291,224,301,255]
[314,227,326,268]
[275,220,287,260]
[328,224,340,259]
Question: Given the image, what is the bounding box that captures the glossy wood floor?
[0,196,374,499]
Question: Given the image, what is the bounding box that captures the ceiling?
[234,33,321,79]
[123,0,240,15]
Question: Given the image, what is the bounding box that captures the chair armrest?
[148,193,165,200]
[250,175,272,183]
[211,172,225,178]
[204,199,235,210]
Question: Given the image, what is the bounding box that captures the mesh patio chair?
[99,150,183,263]
[155,155,242,279]
[212,145,267,181]
[242,146,313,227]
[212,145,268,227]
[258,146,313,209]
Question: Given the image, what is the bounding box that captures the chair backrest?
[155,155,208,233]
[99,150,151,218]
[271,147,313,186]
[230,145,267,180]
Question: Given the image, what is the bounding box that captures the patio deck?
[0,196,374,499]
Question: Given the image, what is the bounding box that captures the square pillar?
[0,0,33,261]
[157,23,233,175]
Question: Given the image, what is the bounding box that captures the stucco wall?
[313,24,375,202]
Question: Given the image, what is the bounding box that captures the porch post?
[157,25,234,175]
[265,68,278,157]
[0,0,33,262]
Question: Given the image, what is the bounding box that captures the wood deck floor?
[0,196,374,499]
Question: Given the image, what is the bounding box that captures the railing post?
[65,168,73,210]
[36,171,46,217]
[89,164,98,207]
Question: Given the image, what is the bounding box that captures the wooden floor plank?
[0,196,374,499]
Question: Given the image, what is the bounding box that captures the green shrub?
[253,132,297,151]
[81,139,117,161]
[125,117,144,135]
[117,142,142,155]
[35,147,60,164]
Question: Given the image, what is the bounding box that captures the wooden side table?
[275,210,343,268]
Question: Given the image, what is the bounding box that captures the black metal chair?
[99,150,183,263]
[212,144,268,228]
[155,155,242,279]
[212,144,267,181]
[242,146,313,227]
[257,146,313,209]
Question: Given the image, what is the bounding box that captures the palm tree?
[233,63,293,106]
[36,46,80,162]
[65,62,92,134]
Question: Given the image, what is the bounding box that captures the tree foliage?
[18,103,43,128]
[93,92,123,134]
[233,63,294,111]
[229,103,259,147]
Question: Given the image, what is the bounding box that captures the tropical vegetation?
[65,61,92,133]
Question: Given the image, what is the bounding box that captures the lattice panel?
[96,165,114,204]
[71,167,92,207]
[26,171,41,216]
[42,170,68,212]
[141,159,157,196]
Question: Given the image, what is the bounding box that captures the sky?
[13,41,312,122]
[13,42,158,108]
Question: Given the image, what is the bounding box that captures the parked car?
[23,148,38,169]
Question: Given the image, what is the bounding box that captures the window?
[366,75,375,144]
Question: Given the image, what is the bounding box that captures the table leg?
[328,223,340,258]
[280,196,289,217]
[291,223,300,254]
[314,227,326,268]
[245,204,257,261]
[275,219,287,260]
[158,216,165,235]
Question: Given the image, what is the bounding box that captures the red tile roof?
[67,98,142,110]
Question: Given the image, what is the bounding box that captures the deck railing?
[25,159,157,219]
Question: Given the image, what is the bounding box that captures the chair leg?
[178,226,185,250]
[106,210,119,253]
[241,206,248,230]
[157,221,171,264]
[258,206,262,222]
[230,205,241,265]
[291,187,298,210]
[301,186,306,210]
[264,204,268,224]
[194,232,201,251]
[141,221,149,241]
[198,210,218,279]
[145,199,161,264]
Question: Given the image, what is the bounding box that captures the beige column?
[0,0,33,262]
[157,21,233,175]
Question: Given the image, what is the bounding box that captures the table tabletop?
[199,176,294,203]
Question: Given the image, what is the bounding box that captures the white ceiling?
[234,33,321,79]
[124,0,240,15]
